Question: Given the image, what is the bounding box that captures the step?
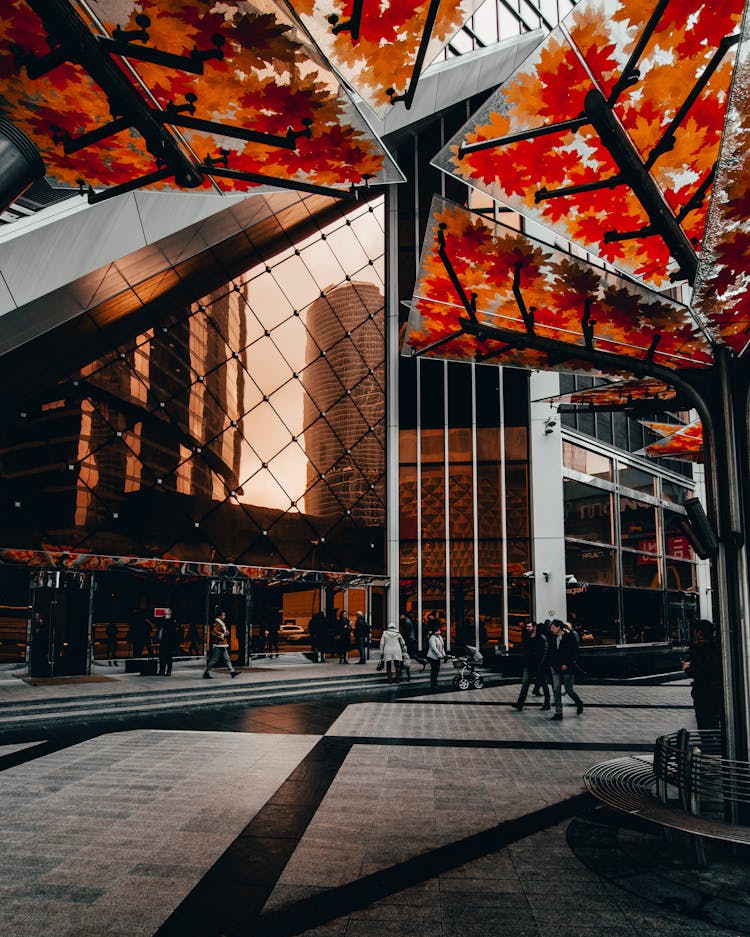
[0,673,441,728]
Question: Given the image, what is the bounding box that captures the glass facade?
[0,199,385,572]
[563,439,699,647]
[399,359,531,654]
[0,198,388,669]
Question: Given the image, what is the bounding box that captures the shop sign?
[153,607,172,618]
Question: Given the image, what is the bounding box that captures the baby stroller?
[450,645,484,690]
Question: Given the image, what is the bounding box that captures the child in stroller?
[450,645,484,690]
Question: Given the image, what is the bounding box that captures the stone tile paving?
[259,684,742,937]
[0,729,319,937]
[325,683,695,745]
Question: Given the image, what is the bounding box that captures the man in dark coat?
[309,611,326,662]
[548,618,584,720]
[511,621,550,711]
[354,611,370,664]
[682,619,722,730]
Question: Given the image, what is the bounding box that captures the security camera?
[544,417,557,435]
[565,574,578,584]
[522,570,535,579]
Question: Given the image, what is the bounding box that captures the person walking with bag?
[203,611,241,680]
[427,625,446,691]
[379,622,407,684]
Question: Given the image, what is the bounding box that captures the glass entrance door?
[29,571,92,677]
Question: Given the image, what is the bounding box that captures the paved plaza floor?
[1,674,748,937]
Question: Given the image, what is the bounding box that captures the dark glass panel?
[565,540,617,586]
[622,550,661,589]
[618,464,655,496]
[664,510,696,561]
[419,358,445,429]
[475,365,501,427]
[502,369,529,425]
[566,583,619,646]
[665,558,697,594]
[563,479,613,545]
[619,497,658,553]
[623,588,665,643]
[476,427,501,462]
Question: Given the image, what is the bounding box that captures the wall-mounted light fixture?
[544,417,557,435]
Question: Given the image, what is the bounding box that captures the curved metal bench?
[584,729,750,863]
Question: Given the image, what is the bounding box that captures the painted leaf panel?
[536,377,678,408]
[691,0,750,354]
[434,0,744,287]
[75,0,402,189]
[0,1,176,189]
[288,0,485,115]
[404,198,712,372]
[642,419,703,460]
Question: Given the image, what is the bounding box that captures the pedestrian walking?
[511,621,550,711]
[400,613,417,659]
[379,622,407,684]
[203,611,241,679]
[548,619,583,720]
[427,625,446,691]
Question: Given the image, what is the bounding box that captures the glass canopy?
[287,0,485,115]
[433,0,744,289]
[0,0,403,201]
[404,197,713,373]
[536,377,679,409]
[641,419,703,461]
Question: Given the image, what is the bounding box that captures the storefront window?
[662,480,690,504]
[618,464,655,496]
[565,540,617,586]
[665,558,697,593]
[563,442,613,481]
[664,510,696,561]
[619,497,658,552]
[622,550,661,589]
[563,479,614,544]
[623,588,665,643]
[566,584,619,645]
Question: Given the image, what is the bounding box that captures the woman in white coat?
[379,622,407,684]
[427,625,446,690]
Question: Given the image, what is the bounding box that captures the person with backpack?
[379,622,407,684]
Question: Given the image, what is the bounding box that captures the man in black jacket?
[512,621,550,711]
[682,619,722,730]
[549,619,584,720]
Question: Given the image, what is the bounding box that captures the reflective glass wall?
[562,439,699,647]
[0,198,386,574]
